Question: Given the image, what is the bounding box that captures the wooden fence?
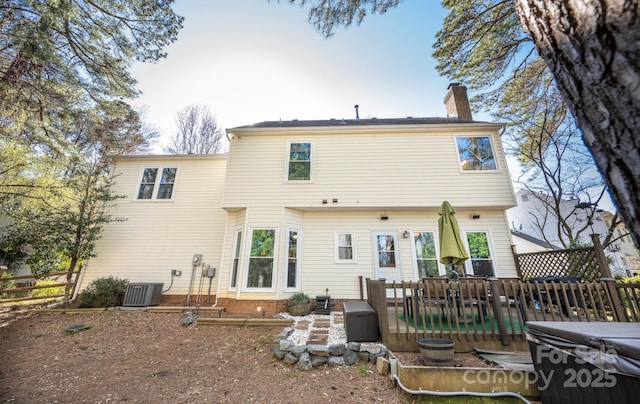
[366,277,640,352]
[0,271,80,304]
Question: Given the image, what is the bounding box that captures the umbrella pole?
[449,261,459,281]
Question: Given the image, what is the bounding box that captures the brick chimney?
[444,83,473,120]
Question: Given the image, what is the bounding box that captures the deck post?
[591,234,612,279]
[602,278,627,321]
[488,278,509,346]
[376,279,390,345]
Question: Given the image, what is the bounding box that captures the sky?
[129,0,464,151]
[126,0,618,212]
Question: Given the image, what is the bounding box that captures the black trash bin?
[527,321,640,404]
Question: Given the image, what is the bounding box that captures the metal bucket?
[417,338,455,364]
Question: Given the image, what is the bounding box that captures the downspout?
[210,207,232,308]
[70,264,86,303]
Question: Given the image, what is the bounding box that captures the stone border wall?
[272,326,387,371]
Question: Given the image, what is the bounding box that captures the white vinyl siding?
[80,155,228,295]
[223,127,514,210]
[84,120,520,303]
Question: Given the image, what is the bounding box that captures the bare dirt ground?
[0,307,411,403]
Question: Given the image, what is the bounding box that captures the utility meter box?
[202,266,215,278]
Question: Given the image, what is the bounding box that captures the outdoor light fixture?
[403,231,410,238]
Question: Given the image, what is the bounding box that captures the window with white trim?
[456,136,497,171]
[229,230,242,289]
[464,231,495,277]
[286,230,299,289]
[335,232,356,263]
[137,167,177,199]
[412,231,439,278]
[287,142,312,181]
[246,229,276,288]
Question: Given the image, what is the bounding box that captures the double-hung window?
[335,232,356,263]
[456,136,497,171]
[137,167,177,200]
[247,229,276,288]
[287,142,312,181]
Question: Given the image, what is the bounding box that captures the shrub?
[80,276,129,308]
[32,279,65,298]
[620,274,640,284]
[289,291,310,304]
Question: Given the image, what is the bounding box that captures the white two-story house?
[79,84,518,313]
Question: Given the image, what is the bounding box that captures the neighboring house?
[599,211,640,276]
[510,231,555,254]
[507,188,640,276]
[80,84,519,313]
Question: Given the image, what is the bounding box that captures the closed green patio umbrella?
[438,201,469,278]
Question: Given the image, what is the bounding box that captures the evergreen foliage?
[79,276,129,308]
[0,1,183,303]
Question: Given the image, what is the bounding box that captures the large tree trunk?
[514,0,640,248]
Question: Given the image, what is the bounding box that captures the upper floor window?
[287,142,311,181]
[335,232,356,263]
[456,136,497,171]
[137,167,177,199]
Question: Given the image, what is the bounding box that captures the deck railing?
[367,277,639,352]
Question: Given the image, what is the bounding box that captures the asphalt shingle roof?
[231,116,488,129]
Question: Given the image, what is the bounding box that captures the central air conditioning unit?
[123,282,164,307]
